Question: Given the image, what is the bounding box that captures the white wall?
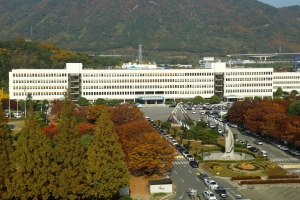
[149,184,172,194]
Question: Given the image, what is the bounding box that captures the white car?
[192,111,196,114]
[280,146,289,151]
[185,154,194,161]
[203,190,217,200]
[254,140,263,145]
[210,124,215,128]
[205,180,218,190]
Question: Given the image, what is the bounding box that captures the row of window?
[226,83,272,87]
[13,80,68,84]
[225,71,272,75]
[273,81,300,84]
[225,77,273,81]
[82,90,214,96]
[13,86,67,90]
[13,73,67,77]
[82,72,214,77]
[13,92,65,96]
[225,89,273,93]
[274,76,300,79]
[82,79,214,83]
[82,85,214,90]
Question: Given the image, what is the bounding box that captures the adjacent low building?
[8,62,300,103]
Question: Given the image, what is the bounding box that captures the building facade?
[8,62,300,103]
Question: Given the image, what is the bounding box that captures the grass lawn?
[201,161,288,177]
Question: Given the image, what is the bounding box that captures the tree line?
[0,93,175,199]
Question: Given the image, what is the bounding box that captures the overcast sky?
[258,0,300,8]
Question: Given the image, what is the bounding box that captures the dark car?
[249,147,258,152]
[215,187,227,198]
[198,173,209,181]
[189,160,199,168]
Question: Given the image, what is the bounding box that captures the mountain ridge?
[0,0,300,56]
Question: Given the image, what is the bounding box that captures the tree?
[110,104,144,126]
[209,95,220,104]
[77,97,89,106]
[94,98,107,105]
[161,121,171,130]
[196,120,207,128]
[288,102,300,116]
[193,96,204,104]
[129,132,176,176]
[52,92,87,199]
[7,101,54,200]
[41,124,58,139]
[86,104,111,124]
[291,90,299,95]
[78,122,96,136]
[0,108,13,199]
[85,108,130,199]
[275,87,283,96]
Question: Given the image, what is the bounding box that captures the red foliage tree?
[110,104,144,126]
[41,124,58,139]
[78,122,96,136]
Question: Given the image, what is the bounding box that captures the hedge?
[241,179,300,185]
[231,176,261,181]
[268,174,299,179]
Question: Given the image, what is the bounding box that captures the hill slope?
[0,0,300,55]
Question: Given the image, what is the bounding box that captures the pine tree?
[6,101,54,199]
[85,108,130,199]
[52,92,87,200]
[0,108,13,199]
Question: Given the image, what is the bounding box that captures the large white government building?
[8,61,300,103]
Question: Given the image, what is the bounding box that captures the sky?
[258,0,300,8]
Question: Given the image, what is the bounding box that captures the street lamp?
[94,180,98,200]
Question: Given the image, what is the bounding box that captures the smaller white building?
[148,179,173,194]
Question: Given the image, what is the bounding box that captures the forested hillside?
[0,39,123,92]
[0,0,300,56]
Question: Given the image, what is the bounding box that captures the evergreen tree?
[0,108,13,199]
[85,108,130,199]
[52,92,87,199]
[6,101,54,199]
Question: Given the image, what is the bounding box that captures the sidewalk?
[130,176,152,200]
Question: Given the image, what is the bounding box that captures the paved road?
[142,106,300,200]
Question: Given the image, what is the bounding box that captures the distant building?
[294,55,300,69]
[8,60,300,103]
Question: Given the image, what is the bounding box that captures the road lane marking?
[179,195,183,199]
[181,179,184,182]
[196,178,200,182]
[174,170,177,174]
[183,165,186,167]
[188,170,192,173]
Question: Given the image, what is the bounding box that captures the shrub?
[119,197,133,200]
[152,192,167,197]
[266,163,276,169]
[231,176,261,181]
[210,164,223,171]
[241,179,300,185]
[268,174,299,179]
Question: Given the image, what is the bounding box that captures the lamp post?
[94,180,98,200]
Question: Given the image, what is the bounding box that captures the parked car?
[253,140,263,145]
[258,150,268,157]
[198,173,209,182]
[202,190,217,200]
[280,146,289,151]
[215,186,227,198]
[185,154,194,161]
[205,180,218,190]
[182,151,190,157]
[210,124,215,128]
[189,160,199,168]
[249,147,258,152]
[290,150,300,156]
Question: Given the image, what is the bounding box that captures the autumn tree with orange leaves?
[110,104,144,126]
[86,104,111,124]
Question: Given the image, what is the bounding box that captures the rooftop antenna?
[138,42,142,65]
